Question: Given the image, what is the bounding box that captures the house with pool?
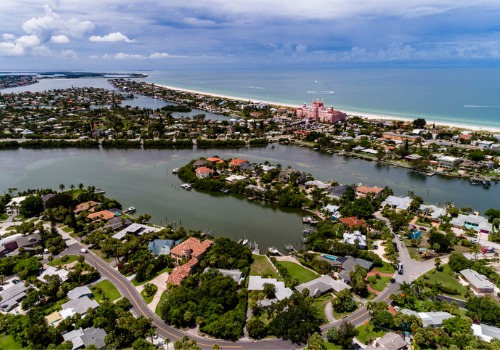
[451,213,493,234]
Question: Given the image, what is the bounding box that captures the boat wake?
[307,90,334,94]
[464,105,500,108]
[244,85,265,90]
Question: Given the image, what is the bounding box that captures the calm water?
[0,145,497,250]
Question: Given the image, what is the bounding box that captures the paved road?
[64,243,295,350]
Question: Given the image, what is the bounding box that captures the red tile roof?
[229,158,247,167]
[195,166,213,175]
[206,157,224,163]
[170,237,213,260]
[167,259,198,286]
[75,201,100,214]
[87,210,115,221]
[339,216,367,228]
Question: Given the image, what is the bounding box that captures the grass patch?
[155,291,167,316]
[62,227,73,233]
[0,333,27,350]
[42,298,68,315]
[90,249,114,263]
[250,254,279,278]
[313,294,332,324]
[276,261,319,284]
[368,275,392,292]
[419,264,469,300]
[50,255,78,267]
[93,279,121,302]
[0,213,8,221]
[355,323,386,345]
[375,261,396,274]
[132,266,171,286]
[141,284,158,304]
[325,342,345,350]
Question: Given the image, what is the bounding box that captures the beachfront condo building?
[296,100,347,123]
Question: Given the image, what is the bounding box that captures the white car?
[80,248,88,253]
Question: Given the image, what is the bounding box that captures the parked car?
[80,248,88,253]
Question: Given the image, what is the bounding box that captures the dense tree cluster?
[160,270,245,340]
[202,237,253,273]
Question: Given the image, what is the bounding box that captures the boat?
[470,177,482,185]
[221,188,230,193]
[94,188,105,194]
[285,244,296,252]
[268,246,280,255]
[303,228,312,235]
[309,219,319,225]
[242,239,249,245]
[303,216,312,223]
[426,172,436,177]
[125,206,136,213]
[482,178,491,187]
[237,239,243,244]
[172,168,179,174]
[180,183,192,190]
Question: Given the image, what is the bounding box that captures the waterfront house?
[336,256,373,283]
[225,174,246,183]
[203,268,243,284]
[343,231,367,249]
[229,158,248,169]
[382,131,421,143]
[295,275,350,297]
[87,210,115,221]
[148,239,176,256]
[381,196,412,211]
[195,166,213,179]
[192,159,208,168]
[167,258,199,286]
[326,185,349,199]
[169,237,213,263]
[6,196,27,209]
[278,169,306,184]
[295,100,347,123]
[460,269,495,293]
[451,214,493,234]
[74,201,100,214]
[63,327,107,350]
[339,216,367,229]
[435,155,462,169]
[104,217,132,231]
[419,204,447,223]
[356,185,384,198]
[112,223,158,240]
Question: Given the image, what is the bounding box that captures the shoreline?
[156,83,500,133]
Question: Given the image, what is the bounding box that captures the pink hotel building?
[296,100,347,123]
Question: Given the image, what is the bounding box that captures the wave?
[244,86,265,90]
[307,90,335,94]
[464,105,500,108]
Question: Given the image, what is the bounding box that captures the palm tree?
[450,301,459,315]
[434,256,442,271]
[470,244,481,260]
[59,184,65,192]
[70,184,75,192]
[78,183,84,191]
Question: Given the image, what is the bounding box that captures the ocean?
[140,66,500,130]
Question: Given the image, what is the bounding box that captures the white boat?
[242,239,249,245]
[302,216,312,223]
[95,188,105,194]
[268,246,280,255]
[172,168,179,174]
[180,183,192,190]
[125,206,136,213]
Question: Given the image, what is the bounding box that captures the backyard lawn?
[420,264,469,300]
[0,333,26,349]
[277,261,319,284]
[155,291,167,316]
[356,323,386,345]
[250,254,279,278]
[93,279,121,302]
[375,261,396,274]
[312,294,332,324]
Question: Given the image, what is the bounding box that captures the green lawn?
[375,262,396,274]
[325,342,344,350]
[420,264,469,300]
[132,266,171,286]
[368,275,392,292]
[276,261,319,284]
[62,227,73,233]
[0,333,26,349]
[50,255,78,267]
[0,213,8,221]
[356,324,386,345]
[312,294,332,324]
[155,291,167,316]
[250,254,279,278]
[141,285,158,304]
[93,279,121,302]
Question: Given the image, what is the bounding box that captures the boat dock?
[252,242,260,255]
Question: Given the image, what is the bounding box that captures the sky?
[0,0,500,70]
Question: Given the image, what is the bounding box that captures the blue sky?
[1,0,500,70]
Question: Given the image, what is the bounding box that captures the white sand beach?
[157,83,500,133]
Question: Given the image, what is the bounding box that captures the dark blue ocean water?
[142,67,500,130]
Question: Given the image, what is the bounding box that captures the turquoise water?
[323,254,338,261]
[141,67,500,130]
[409,231,422,239]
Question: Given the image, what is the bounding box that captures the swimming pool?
[323,254,338,261]
[409,230,422,239]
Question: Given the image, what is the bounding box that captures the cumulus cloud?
[2,33,16,41]
[149,52,170,58]
[102,52,175,59]
[22,5,94,41]
[89,32,133,43]
[51,35,70,44]
[0,34,40,57]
